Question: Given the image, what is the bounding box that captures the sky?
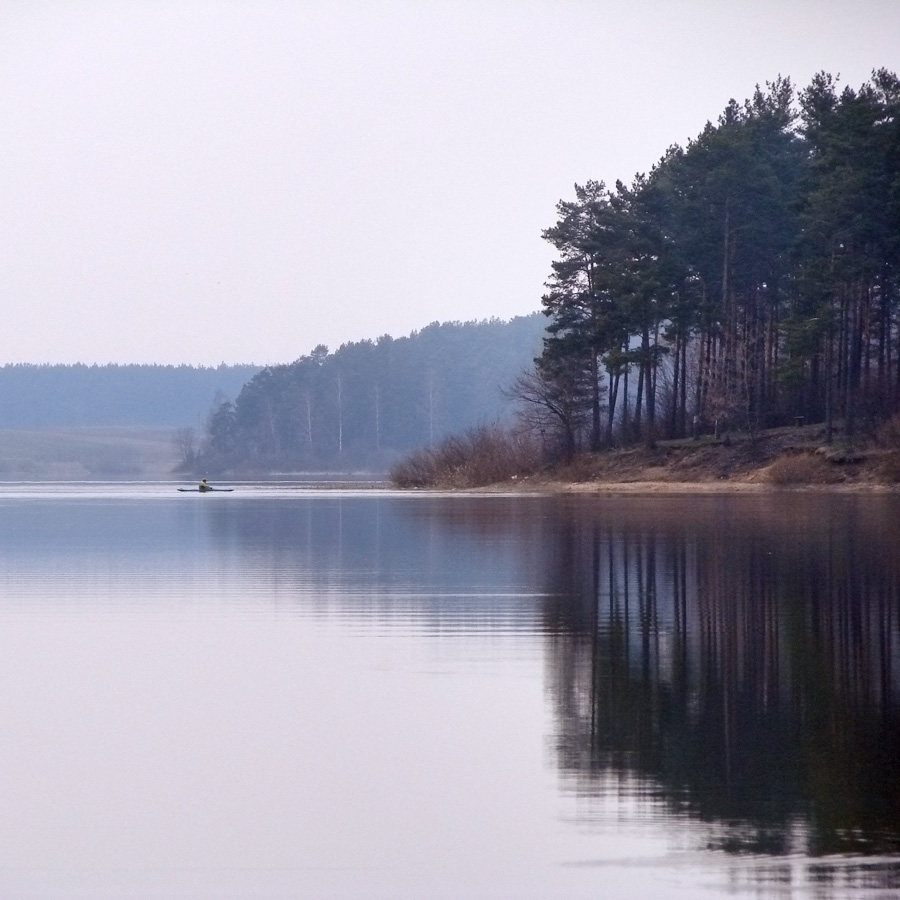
[0,0,897,366]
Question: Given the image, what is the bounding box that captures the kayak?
[177,487,234,492]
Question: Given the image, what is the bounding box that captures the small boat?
[177,486,234,492]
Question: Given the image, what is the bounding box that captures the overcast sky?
[0,0,896,365]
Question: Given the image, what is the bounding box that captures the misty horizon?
[3,311,541,368]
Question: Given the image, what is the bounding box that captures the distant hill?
[0,363,261,427]
[199,314,546,472]
[0,425,182,480]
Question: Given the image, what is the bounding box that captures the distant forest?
[528,70,900,453]
[198,316,545,471]
[0,363,260,427]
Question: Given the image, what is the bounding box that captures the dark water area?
[0,486,896,898]
[534,494,900,882]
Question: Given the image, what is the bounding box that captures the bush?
[389,424,539,488]
[876,414,900,449]
[765,451,841,485]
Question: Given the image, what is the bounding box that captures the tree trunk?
[590,347,601,451]
[607,369,620,446]
[669,326,681,438]
[645,325,656,447]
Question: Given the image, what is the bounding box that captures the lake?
[0,484,897,899]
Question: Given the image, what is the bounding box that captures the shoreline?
[392,423,900,494]
[482,478,900,494]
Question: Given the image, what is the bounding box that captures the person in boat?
[198,478,212,492]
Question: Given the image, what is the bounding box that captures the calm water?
[0,484,897,899]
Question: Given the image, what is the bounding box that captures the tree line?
[0,363,260,427]
[198,316,544,471]
[525,70,900,455]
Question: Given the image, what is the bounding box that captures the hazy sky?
[0,0,897,365]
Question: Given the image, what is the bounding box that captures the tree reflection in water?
[539,493,900,867]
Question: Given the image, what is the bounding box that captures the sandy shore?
[473,477,900,494]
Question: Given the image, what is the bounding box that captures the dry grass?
[551,453,605,483]
[763,451,843,485]
[875,450,900,483]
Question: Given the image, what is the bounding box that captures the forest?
[0,363,260,427]
[197,316,545,471]
[202,69,899,475]
[528,70,900,454]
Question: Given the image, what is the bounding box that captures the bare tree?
[504,362,591,461]
[172,426,197,467]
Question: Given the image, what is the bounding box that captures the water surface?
[0,484,897,899]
